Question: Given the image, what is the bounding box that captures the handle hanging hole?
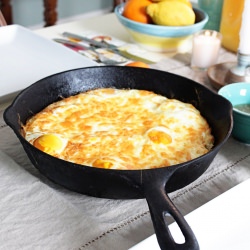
[164,212,185,244]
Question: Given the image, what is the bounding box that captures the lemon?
[147,1,195,26]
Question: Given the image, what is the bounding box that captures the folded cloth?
[0,150,153,250]
[0,150,94,249]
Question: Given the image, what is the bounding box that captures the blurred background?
[4,0,114,29]
[1,0,197,29]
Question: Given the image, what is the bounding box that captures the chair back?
[0,10,7,26]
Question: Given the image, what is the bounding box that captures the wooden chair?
[0,9,7,26]
[0,0,12,24]
[0,0,125,27]
[43,0,57,27]
[0,0,57,27]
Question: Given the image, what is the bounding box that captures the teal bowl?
[218,82,250,144]
[114,3,208,52]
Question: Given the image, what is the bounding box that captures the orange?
[125,61,150,68]
[123,0,152,24]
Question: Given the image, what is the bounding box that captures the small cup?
[191,30,222,70]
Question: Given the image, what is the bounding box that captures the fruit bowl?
[114,3,208,52]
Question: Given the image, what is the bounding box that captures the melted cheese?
[23,88,214,170]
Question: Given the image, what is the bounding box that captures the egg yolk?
[33,134,64,155]
[92,159,114,169]
[147,130,172,145]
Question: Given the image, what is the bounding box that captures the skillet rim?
[4,65,233,174]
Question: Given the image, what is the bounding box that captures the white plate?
[0,25,97,102]
[130,178,250,250]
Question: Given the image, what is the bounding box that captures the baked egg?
[23,88,214,170]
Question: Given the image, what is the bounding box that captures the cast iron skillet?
[4,66,233,250]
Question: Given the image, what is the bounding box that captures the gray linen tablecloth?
[0,48,250,250]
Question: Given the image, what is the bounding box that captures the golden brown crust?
[23,88,214,170]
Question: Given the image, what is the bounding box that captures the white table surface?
[1,13,250,250]
[131,178,250,250]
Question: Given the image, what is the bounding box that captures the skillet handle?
[145,184,199,250]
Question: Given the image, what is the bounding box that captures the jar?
[219,0,245,52]
[198,0,224,31]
